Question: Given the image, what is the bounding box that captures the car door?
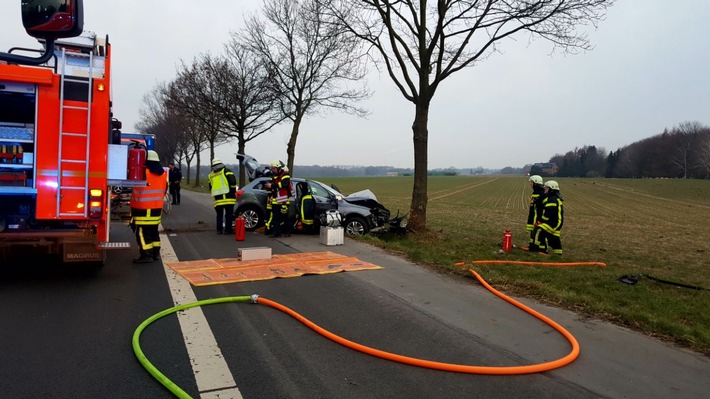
[307,181,338,216]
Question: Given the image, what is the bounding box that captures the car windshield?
[253,178,340,197]
[308,180,339,198]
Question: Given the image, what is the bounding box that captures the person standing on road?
[168,161,182,205]
[130,150,168,263]
[268,160,292,238]
[531,180,564,255]
[526,175,546,252]
[208,158,238,235]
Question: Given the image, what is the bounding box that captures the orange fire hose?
[257,265,581,375]
[134,264,594,397]
[467,260,607,267]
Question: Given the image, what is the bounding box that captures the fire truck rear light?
[89,189,104,219]
[97,83,105,92]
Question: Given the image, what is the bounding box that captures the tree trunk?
[286,115,302,174]
[408,102,429,232]
[186,160,192,184]
[238,139,247,187]
[194,154,202,187]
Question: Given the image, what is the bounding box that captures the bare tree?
[166,55,231,162]
[136,84,187,165]
[217,42,286,186]
[671,128,693,179]
[672,121,708,179]
[242,0,370,173]
[183,118,212,186]
[694,131,710,179]
[321,0,614,232]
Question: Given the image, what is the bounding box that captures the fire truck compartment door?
[107,144,127,180]
[107,144,146,187]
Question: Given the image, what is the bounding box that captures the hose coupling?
[250,294,260,303]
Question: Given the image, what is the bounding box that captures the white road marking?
[159,227,243,399]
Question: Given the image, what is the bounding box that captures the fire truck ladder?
[56,48,93,218]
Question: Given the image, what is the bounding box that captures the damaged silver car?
[235,154,406,236]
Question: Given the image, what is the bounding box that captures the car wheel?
[238,206,263,230]
[345,215,369,236]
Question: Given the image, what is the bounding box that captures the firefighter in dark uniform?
[531,180,564,255]
[168,161,182,205]
[297,180,316,232]
[268,160,292,238]
[130,150,168,263]
[526,175,546,252]
[208,158,238,234]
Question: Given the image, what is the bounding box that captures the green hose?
[131,295,255,399]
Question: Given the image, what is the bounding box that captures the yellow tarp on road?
[166,251,382,286]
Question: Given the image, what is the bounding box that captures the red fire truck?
[0,0,131,268]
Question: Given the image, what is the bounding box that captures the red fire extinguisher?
[235,217,246,241]
[502,230,512,252]
[127,147,146,180]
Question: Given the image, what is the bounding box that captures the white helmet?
[270,160,284,169]
[529,175,543,185]
[544,180,560,190]
[146,150,160,162]
[211,158,223,166]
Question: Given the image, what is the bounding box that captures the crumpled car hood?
[346,189,377,201]
[343,189,385,209]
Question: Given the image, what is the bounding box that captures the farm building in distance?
[530,162,559,176]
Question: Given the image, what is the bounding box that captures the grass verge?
[327,176,710,355]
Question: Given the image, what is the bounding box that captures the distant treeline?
[538,121,710,179]
[182,121,710,181]
[185,164,521,179]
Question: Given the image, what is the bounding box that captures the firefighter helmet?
[146,150,160,162]
[529,175,543,185]
[544,180,560,190]
[211,158,223,166]
[270,160,284,169]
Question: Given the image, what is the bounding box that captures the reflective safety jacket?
[297,181,315,226]
[130,169,168,225]
[208,167,237,207]
[270,171,292,204]
[526,184,545,231]
[539,192,564,236]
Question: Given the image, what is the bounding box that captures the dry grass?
[322,176,710,355]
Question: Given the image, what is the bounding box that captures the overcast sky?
[2,1,708,169]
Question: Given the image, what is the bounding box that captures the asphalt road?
[1,189,707,398]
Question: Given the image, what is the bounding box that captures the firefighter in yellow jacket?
[526,175,545,252]
[531,180,564,255]
[208,158,238,234]
[130,150,168,263]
